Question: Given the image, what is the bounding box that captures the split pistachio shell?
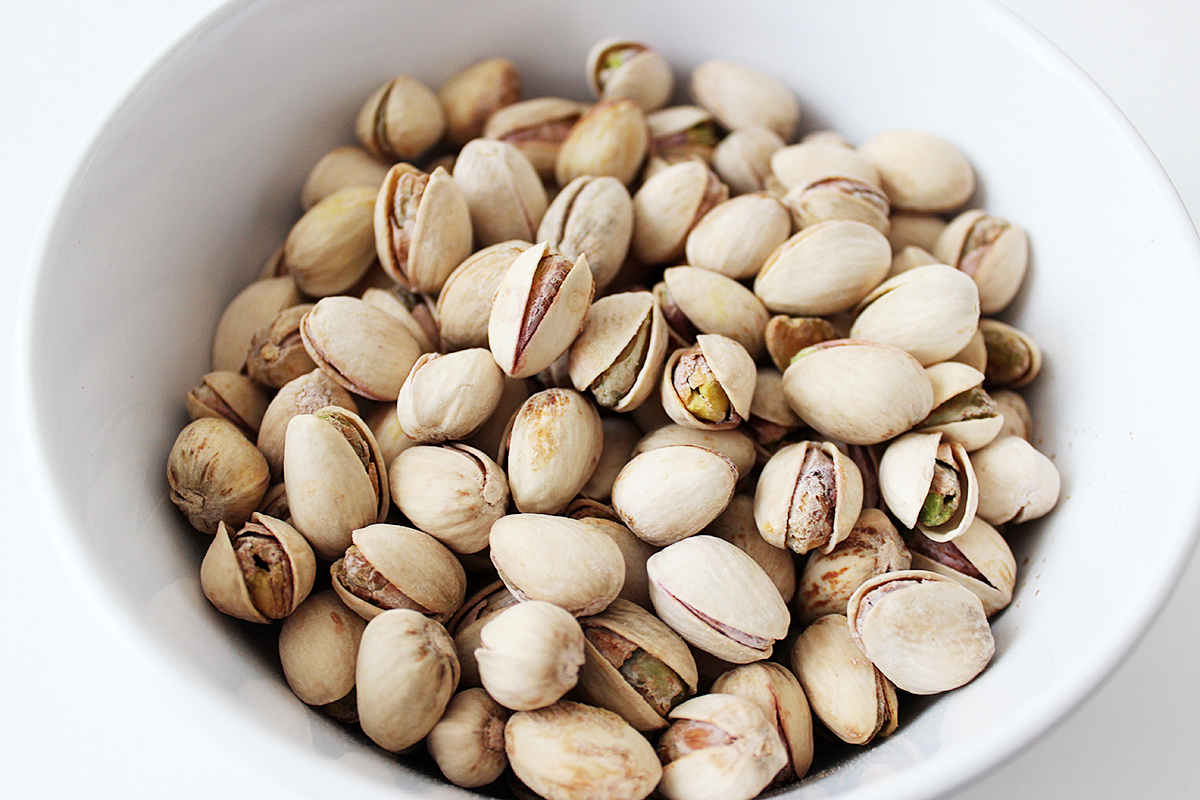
[201,514,316,623]
[631,160,729,266]
[712,125,786,196]
[185,371,271,438]
[991,388,1033,440]
[770,141,881,192]
[436,239,531,351]
[933,209,1030,315]
[789,614,898,745]
[284,186,378,297]
[505,701,662,800]
[632,423,757,483]
[879,431,978,542]
[488,242,595,379]
[373,164,473,294]
[979,318,1043,388]
[794,507,911,624]
[244,304,319,389]
[850,263,981,366]
[647,535,790,663]
[859,129,975,213]
[355,74,445,162]
[783,176,890,234]
[611,444,738,546]
[754,220,892,316]
[438,57,521,147]
[846,570,995,695]
[646,105,720,166]
[587,38,673,111]
[755,441,865,555]
[301,296,422,401]
[485,97,587,182]
[489,514,625,616]
[970,435,1061,525]
[763,315,839,372]
[567,291,668,412]
[278,590,365,707]
[211,276,301,373]
[427,688,510,788]
[661,334,756,431]
[908,517,1016,616]
[710,662,814,783]
[454,138,548,246]
[503,388,603,514]
[257,368,358,477]
[167,417,270,535]
[396,349,505,442]
[538,175,633,292]
[689,60,800,140]
[684,193,792,281]
[556,98,649,187]
[704,494,796,603]
[918,361,1004,451]
[658,267,769,358]
[657,693,788,800]
[356,609,459,752]
[783,340,934,446]
[476,600,586,710]
[390,444,508,554]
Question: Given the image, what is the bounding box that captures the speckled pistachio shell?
[489,514,625,616]
[396,349,505,443]
[555,98,649,187]
[632,423,757,482]
[282,186,378,297]
[537,175,633,292]
[782,176,890,234]
[257,369,357,478]
[933,209,1030,315]
[661,334,757,431]
[859,129,976,213]
[710,661,815,783]
[754,220,892,316]
[991,389,1032,441]
[846,569,995,695]
[211,276,301,373]
[436,239,531,351]
[660,266,770,358]
[713,125,786,196]
[879,431,978,542]
[580,417,643,502]
[647,535,790,663]
[300,145,391,210]
[789,614,898,745]
[438,57,521,147]
[611,444,738,547]
[917,362,1004,451]
[476,600,585,711]
[849,263,981,366]
[704,494,796,603]
[794,507,911,624]
[168,417,270,535]
[454,138,548,246]
[301,296,422,401]
[389,443,508,554]
[567,292,668,412]
[782,340,934,446]
[770,140,881,192]
[485,97,587,182]
[356,609,459,752]
[978,318,1043,389]
[754,441,864,555]
[631,160,729,266]
[355,74,445,162]
[689,59,800,140]
[278,590,365,707]
[502,388,603,514]
[970,435,1061,525]
[587,38,673,111]
[373,164,472,294]
[201,514,316,624]
[908,517,1015,617]
[427,688,510,788]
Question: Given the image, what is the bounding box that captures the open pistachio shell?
[933,209,1030,315]
[201,513,316,624]
[438,57,521,147]
[645,104,719,166]
[991,388,1033,441]
[278,590,365,708]
[186,371,271,436]
[587,38,673,111]
[858,128,975,213]
[782,176,890,235]
[754,441,864,555]
[908,516,1016,616]
[704,494,796,603]
[971,435,1061,525]
[476,600,585,711]
[659,266,770,358]
[710,662,815,784]
[661,334,757,431]
[390,444,508,554]
[770,140,881,192]
[632,423,757,482]
[436,239,531,351]
[611,445,738,547]
[979,317,1043,389]
[754,220,892,316]
[879,431,978,542]
[538,175,633,292]
[373,163,473,294]
[427,688,510,788]
[503,388,603,515]
[917,361,1004,451]
[484,97,586,182]
[567,291,668,412]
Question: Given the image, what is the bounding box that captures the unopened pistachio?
[168,418,269,535]
[427,688,510,788]
[477,600,586,711]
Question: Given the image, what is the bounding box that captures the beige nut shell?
[632,423,757,482]
[389,444,508,554]
[908,517,1016,617]
[476,600,585,711]
[689,59,800,140]
[710,661,815,783]
[879,431,979,542]
[503,388,603,514]
[201,514,316,624]
[538,175,634,292]
[301,296,422,401]
[685,193,792,280]
[587,38,673,111]
[611,444,738,547]
[373,164,473,294]
[917,361,1004,451]
[970,435,1061,525]
[754,220,892,316]
[754,440,864,555]
[568,291,668,412]
[396,348,505,443]
[704,494,796,604]
[661,334,757,431]
[661,266,770,358]
[858,128,975,212]
[427,688,510,788]
[278,590,364,707]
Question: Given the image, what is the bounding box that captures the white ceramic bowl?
[18,0,1200,798]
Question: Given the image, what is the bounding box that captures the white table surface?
[4,1,1198,797]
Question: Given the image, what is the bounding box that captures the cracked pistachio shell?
[859,129,976,213]
[794,507,911,625]
[782,340,934,445]
[257,369,357,477]
[427,688,511,788]
[846,570,995,695]
[632,423,757,482]
[389,443,508,554]
[754,441,864,555]
[355,74,445,162]
[647,535,790,663]
[631,160,729,266]
[646,105,720,166]
[713,125,785,196]
[454,138,548,246]
[168,418,269,535]
[754,220,891,316]
[437,239,531,351]
[283,186,378,297]
[576,598,699,731]
[908,517,1016,617]
[917,362,1004,451]
[278,590,365,708]
[704,494,796,603]
[991,388,1033,441]
[567,292,668,412]
[658,267,769,358]
[555,98,649,187]
[245,304,319,390]
[484,97,586,183]
[933,209,1030,315]
[587,38,673,111]
[283,407,388,560]
[763,315,839,372]
[300,145,390,210]
[879,431,978,542]
[301,296,421,401]
[611,445,738,547]
[201,513,316,623]
[490,514,625,616]
[373,163,473,294]
[970,435,1061,525]
[684,193,792,281]
[770,140,882,192]
[356,609,459,752]
[331,523,466,623]
[689,60,799,140]
[978,318,1042,389]
[438,57,521,147]
[506,701,661,800]
[789,614,898,745]
[537,175,633,292]
[396,349,505,443]
[185,371,271,437]
[657,693,788,800]
[502,388,603,514]
[488,242,595,379]
[661,335,756,431]
[783,175,891,235]
[710,662,814,783]
[850,263,981,366]
[477,600,585,711]
[211,276,301,373]
[581,417,643,501]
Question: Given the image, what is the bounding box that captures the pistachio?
[436,239,531,351]
[243,304,317,389]
[783,174,891,235]
[917,361,1004,451]
[990,388,1033,440]
[689,60,799,140]
[646,105,720,165]
[611,444,738,546]
[684,193,792,281]
[211,276,301,373]
[256,368,357,477]
[754,220,892,316]
[970,435,1061,525]
[879,431,978,541]
[859,129,976,212]
[704,494,796,603]
[483,97,586,183]
[502,388,603,514]
[631,423,757,482]
[661,335,756,431]
[201,513,315,623]
[453,138,548,246]
[887,211,948,254]
[555,97,649,187]
[300,296,422,401]
[569,508,656,609]
[656,267,770,358]
[710,662,814,784]
[712,125,786,195]
[476,600,586,711]
[185,370,271,436]
[631,160,729,266]
[755,441,864,557]
[360,285,439,354]
[537,175,634,292]
[389,444,508,554]
[908,517,1016,616]
[888,243,942,277]
[168,417,269,535]
[355,74,446,162]
[979,318,1042,388]
[300,145,391,210]
[373,163,473,293]
[587,38,673,111]
[763,314,839,372]
[396,349,505,443]
[282,185,379,297]
[278,590,365,709]
[427,688,510,788]
[934,209,1030,314]
[438,57,522,147]
[568,291,668,412]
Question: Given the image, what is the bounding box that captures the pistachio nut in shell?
[355,73,445,162]
[244,305,318,390]
[356,609,459,752]
[168,417,269,535]
[283,185,378,297]
[754,440,864,555]
[611,445,738,547]
[783,175,890,235]
[438,56,521,147]
[888,211,948,254]
[389,444,508,554]
[300,295,421,401]
[568,291,667,412]
[879,431,979,542]
[201,513,316,623]
[453,138,548,246]
[505,700,662,800]
[476,600,585,711]
[661,334,756,431]
[451,582,521,689]
[436,239,531,351]
[656,692,788,800]
[858,128,975,213]
[712,125,785,196]
[978,317,1043,389]
[484,97,586,183]
[917,361,1004,451]
[185,371,271,437]
[396,348,505,443]
[970,434,1061,525]
[710,662,814,783]
[645,105,720,166]
[373,163,473,294]
[555,97,649,187]
[647,535,790,663]
[991,388,1033,441]
[569,511,656,609]
[503,387,603,514]
[789,613,898,745]
[782,339,934,446]
[763,314,839,372]
[704,494,796,603]
[632,423,757,483]
[427,688,510,788]
[754,220,892,316]
[278,590,365,709]
[211,276,301,373]
[846,569,995,695]
[770,140,881,192]
[489,514,625,616]
[631,160,729,266]
[908,516,1016,616]
[537,175,633,292]
[888,243,941,278]
[587,38,673,111]
[658,266,770,358]
[689,59,799,140]
[933,209,1030,315]
[257,368,357,478]
[684,193,792,281]
[300,145,390,210]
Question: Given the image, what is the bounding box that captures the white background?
[3,1,1197,797]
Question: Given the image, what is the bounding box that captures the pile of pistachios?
[165,37,1062,800]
